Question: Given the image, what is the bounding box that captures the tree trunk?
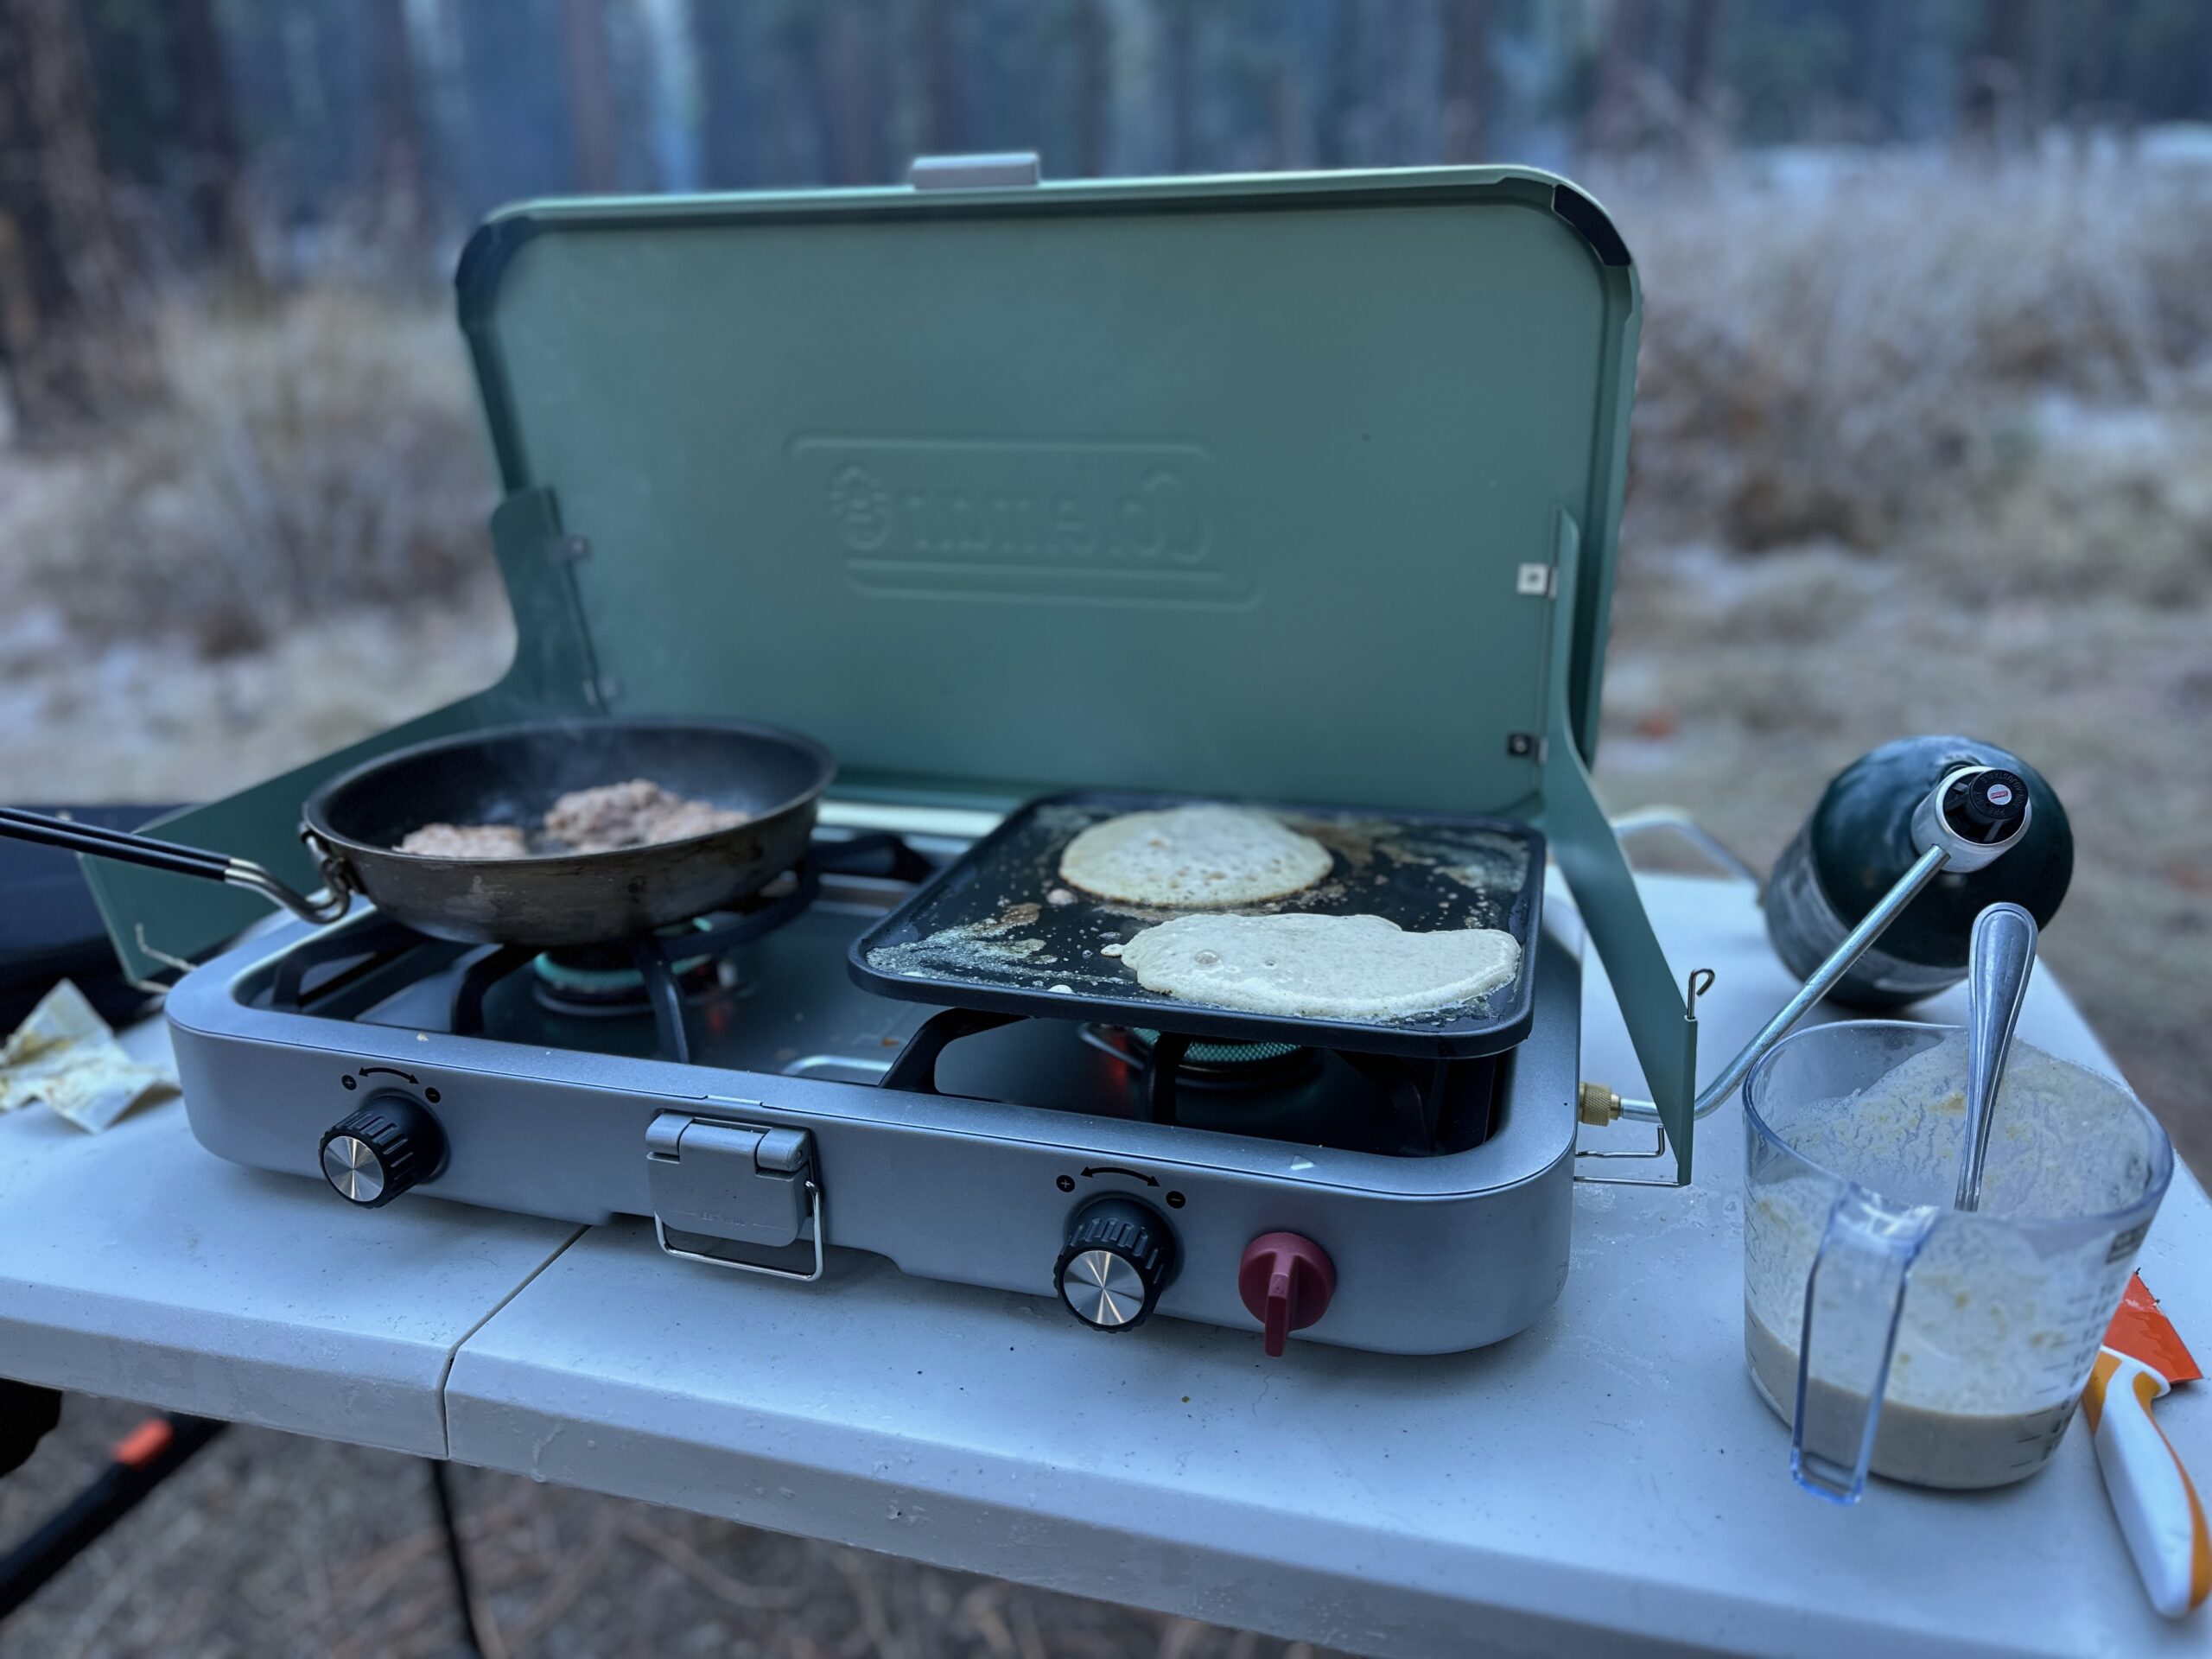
[691,0,758,188]
[1316,0,1360,168]
[169,0,254,283]
[918,0,963,156]
[1074,0,1108,175]
[1587,0,1651,154]
[817,0,882,185]
[1440,0,1489,162]
[1102,0,1166,177]
[370,0,434,273]
[1679,0,1726,117]
[0,0,139,436]
[1268,58,1306,171]
[1165,0,1197,171]
[563,0,620,191]
[1961,0,2028,148]
[2193,2,2212,132]
[1847,0,1893,137]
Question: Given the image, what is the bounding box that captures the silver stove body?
[166,861,1581,1356]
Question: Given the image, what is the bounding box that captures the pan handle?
[0,808,353,926]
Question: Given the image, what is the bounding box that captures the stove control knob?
[319,1096,442,1208]
[1054,1197,1174,1332]
[1238,1232,1337,1357]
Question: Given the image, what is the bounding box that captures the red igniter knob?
[1237,1232,1337,1357]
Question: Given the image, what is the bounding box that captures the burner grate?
[888,1009,1497,1158]
[267,831,926,1066]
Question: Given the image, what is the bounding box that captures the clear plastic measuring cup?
[1743,1021,2171,1502]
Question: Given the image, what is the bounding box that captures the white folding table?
[3,871,2206,1657]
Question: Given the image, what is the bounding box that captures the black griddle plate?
[848,791,1543,1060]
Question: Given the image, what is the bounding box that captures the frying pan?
[0,718,836,950]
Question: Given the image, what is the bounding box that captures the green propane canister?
[1763,734,2074,1010]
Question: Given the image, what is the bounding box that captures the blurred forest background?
[3,2,2212,1656]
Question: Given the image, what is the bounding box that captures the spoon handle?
[1956,902,2039,1211]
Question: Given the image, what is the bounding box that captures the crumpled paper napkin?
[0,980,178,1132]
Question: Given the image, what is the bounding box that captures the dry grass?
[1609,152,2212,550]
[6,288,497,656]
[0,587,516,800]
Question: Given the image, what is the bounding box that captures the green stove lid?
[455,163,1640,817]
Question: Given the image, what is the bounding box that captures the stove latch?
[644,1112,823,1281]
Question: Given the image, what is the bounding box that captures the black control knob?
[1942,767,2030,845]
[1054,1196,1175,1331]
[319,1096,442,1208]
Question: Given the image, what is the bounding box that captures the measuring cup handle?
[1793,1185,1938,1503]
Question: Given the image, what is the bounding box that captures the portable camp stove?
[168,814,1585,1354]
[91,162,1713,1356]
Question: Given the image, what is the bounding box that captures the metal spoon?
[1955,902,2039,1211]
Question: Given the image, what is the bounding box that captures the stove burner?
[530,922,723,1017]
[885,1011,1492,1156]
[506,863,832,1059]
[1115,1026,1320,1090]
